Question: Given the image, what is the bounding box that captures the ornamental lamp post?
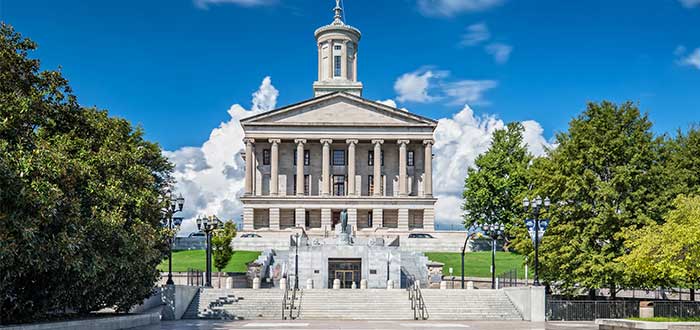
[294,233,300,290]
[481,221,505,289]
[523,196,551,286]
[162,192,185,285]
[197,214,222,288]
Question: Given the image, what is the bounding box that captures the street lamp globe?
[523,197,530,208]
[535,196,543,207]
[176,194,185,212]
[544,197,551,208]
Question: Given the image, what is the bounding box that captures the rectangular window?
[334,55,342,77]
[332,149,346,166]
[263,149,271,166]
[305,211,310,228]
[293,175,311,195]
[368,150,374,166]
[333,175,346,196]
[294,150,311,166]
[381,151,384,166]
[407,150,414,167]
[368,211,373,228]
[368,175,374,195]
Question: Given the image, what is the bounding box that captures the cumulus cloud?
[418,0,505,17]
[679,0,700,8]
[432,105,552,226]
[194,0,276,9]
[676,46,700,69]
[485,43,513,64]
[460,23,491,47]
[394,68,496,105]
[165,77,278,235]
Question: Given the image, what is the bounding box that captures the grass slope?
[158,250,260,273]
[425,251,530,278]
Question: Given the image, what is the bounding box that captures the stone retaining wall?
[1,309,160,330]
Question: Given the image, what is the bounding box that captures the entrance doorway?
[328,258,361,289]
[332,211,341,230]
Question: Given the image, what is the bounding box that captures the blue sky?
[3,0,700,229]
[4,0,700,151]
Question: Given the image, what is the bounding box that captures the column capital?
[423,139,435,146]
[294,139,307,145]
[268,138,281,144]
[346,139,359,145]
[320,139,333,145]
[243,138,256,144]
[397,139,410,145]
[371,139,385,145]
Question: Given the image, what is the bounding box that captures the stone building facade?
[239,2,437,235]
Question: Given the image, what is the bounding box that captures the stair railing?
[282,276,291,319]
[406,274,428,320]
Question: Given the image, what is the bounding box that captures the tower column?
[269,139,280,196]
[346,139,358,196]
[295,139,306,196]
[423,139,434,197]
[398,140,409,197]
[321,139,333,196]
[244,138,255,196]
[372,140,384,196]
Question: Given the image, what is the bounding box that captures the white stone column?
[373,208,383,228]
[372,139,384,196]
[295,139,306,196]
[423,139,434,197]
[244,138,255,196]
[269,208,280,230]
[348,208,357,231]
[346,139,358,196]
[295,208,306,228]
[321,208,332,230]
[321,139,333,196]
[243,207,254,230]
[269,139,280,196]
[423,208,435,231]
[398,140,409,197]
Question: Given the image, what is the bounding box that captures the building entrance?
[328,258,361,288]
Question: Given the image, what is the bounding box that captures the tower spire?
[333,0,344,24]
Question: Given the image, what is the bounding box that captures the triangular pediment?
[241,92,436,127]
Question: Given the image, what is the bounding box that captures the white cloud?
[443,80,498,105]
[432,105,552,226]
[485,43,513,64]
[394,70,439,103]
[418,0,505,17]
[165,77,278,235]
[460,23,491,47]
[679,0,700,8]
[677,47,700,69]
[394,68,496,105]
[194,0,276,9]
[377,99,409,112]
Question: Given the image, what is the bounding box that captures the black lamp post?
[162,192,185,285]
[293,233,300,290]
[461,222,478,289]
[523,196,551,286]
[196,214,222,288]
[481,221,505,289]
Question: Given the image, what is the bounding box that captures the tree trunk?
[691,283,695,302]
[218,271,221,288]
[610,283,616,300]
[589,288,596,300]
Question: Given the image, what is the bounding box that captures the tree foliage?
[520,101,665,295]
[212,221,237,273]
[462,122,532,236]
[0,23,173,324]
[619,195,700,288]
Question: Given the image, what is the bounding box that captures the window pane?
[368,150,373,166]
[407,150,414,166]
[304,150,310,166]
[368,175,374,195]
[334,55,342,77]
[263,149,271,166]
[333,175,345,196]
[333,150,345,166]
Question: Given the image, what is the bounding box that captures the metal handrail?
[406,274,428,320]
[282,276,291,319]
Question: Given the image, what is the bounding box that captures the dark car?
[408,233,435,239]
[188,232,205,238]
[241,233,262,238]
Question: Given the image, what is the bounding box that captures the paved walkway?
[134,320,597,330]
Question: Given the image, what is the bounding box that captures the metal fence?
[546,299,639,321]
[186,268,203,286]
[654,301,700,318]
[497,269,519,288]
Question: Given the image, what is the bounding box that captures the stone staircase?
[182,288,284,320]
[421,289,523,320]
[399,251,430,288]
[298,289,414,320]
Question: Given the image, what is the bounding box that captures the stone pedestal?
[387,279,394,290]
[351,282,357,289]
[226,277,233,289]
[252,277,260,289]
[280,278,287,290]
[161,284,176,321]
[333,279,341,290]
[467,281,474,290]
[440,281,447,290]
[360,279,368,289]
[307,279,314,289]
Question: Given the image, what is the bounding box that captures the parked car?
[241,233,262,238]
[188,232,205,238]
[408,233,435,239]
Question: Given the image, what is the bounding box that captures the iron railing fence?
[497,269,519,288]
[546,299,639,321]
[654,301,700,318]
[186,268,203,286]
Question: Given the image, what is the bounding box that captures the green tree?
[212,221,237,287]
[0,23,173,324]
[463,122,532,245]
[619,195,700,292]
[521,101,665,297]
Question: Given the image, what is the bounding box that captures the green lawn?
[158,250,261,273]
[425,251,530,279]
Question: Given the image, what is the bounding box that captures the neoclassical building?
[239,2,437,235]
